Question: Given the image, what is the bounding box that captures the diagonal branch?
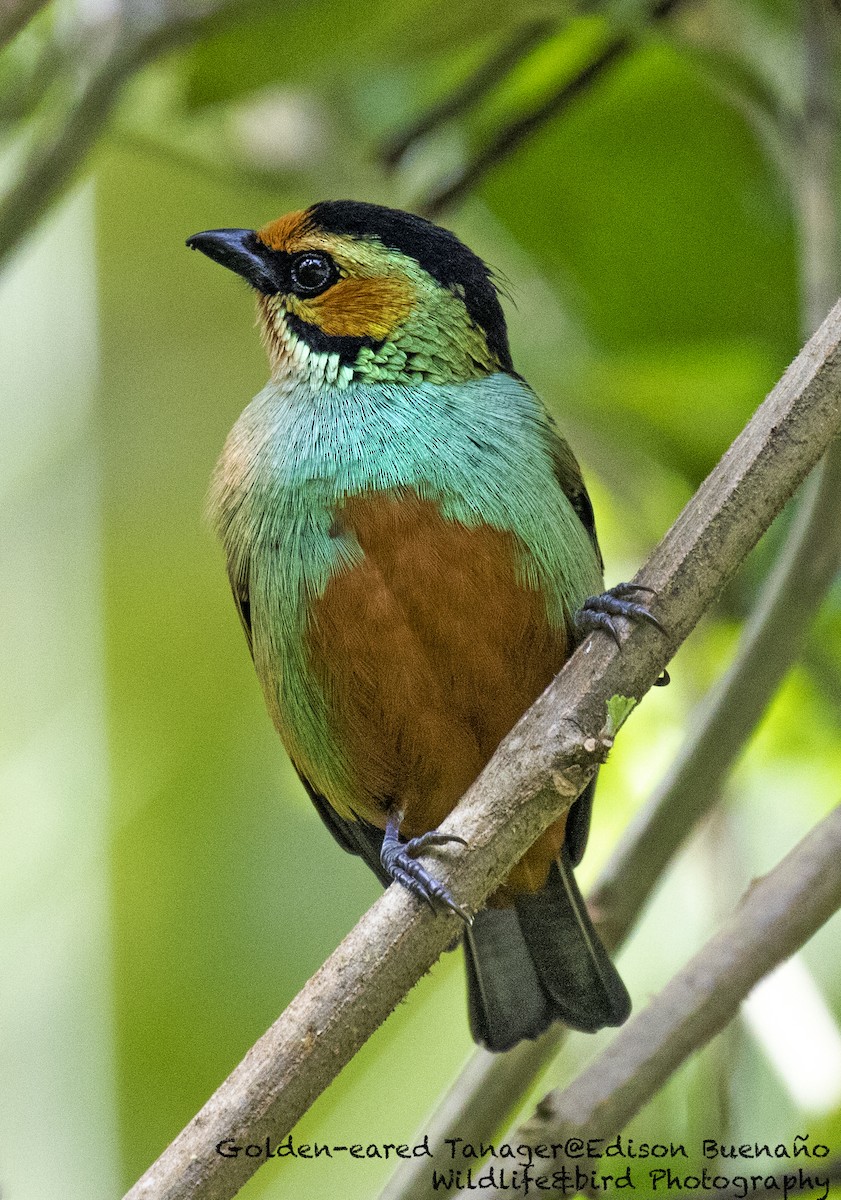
[592,445,841,945]
[418,0,686,218]
[378,439,841,1200]
[124,304,841,1200]
[478,802,841,1197]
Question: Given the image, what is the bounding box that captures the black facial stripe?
[232,239,294,296]
[307,200,514,372]
[254,246,291,295]
[284,310,384,364]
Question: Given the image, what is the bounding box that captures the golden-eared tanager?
[187,201,656,1051]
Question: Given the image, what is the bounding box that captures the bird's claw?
[575,582,664,648]
[381,816,472,923]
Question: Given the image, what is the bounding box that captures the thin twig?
[476,803,841,1197]
[418,0,686,218]
[124,302,841,1200]
[378,17,556,170]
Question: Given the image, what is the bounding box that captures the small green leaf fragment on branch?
[605,694,638,738]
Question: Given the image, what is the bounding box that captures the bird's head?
[187,200,514,388]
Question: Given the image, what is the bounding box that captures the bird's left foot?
[381,814,471,923]
[575,582,664,648]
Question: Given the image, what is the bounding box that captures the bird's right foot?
[380,814,471,923]
[575,582,664,647]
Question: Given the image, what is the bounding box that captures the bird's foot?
[380,814,471,923]
[575,582,664,648]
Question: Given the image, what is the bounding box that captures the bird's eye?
[289,251,336,297]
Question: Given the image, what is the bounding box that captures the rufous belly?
[306,490,570,901]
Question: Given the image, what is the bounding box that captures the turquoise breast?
[209,373,602,805]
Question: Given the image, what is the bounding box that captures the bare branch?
[380,13,841,1198]
[418,0,686,218]
[378,436,841,1200]
[592,443,841,943]
[477,803,841,1196]
[124,305,841,1200]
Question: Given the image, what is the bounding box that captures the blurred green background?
[1,0,840,1197]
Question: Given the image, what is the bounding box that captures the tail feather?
[516,847,631,1033]
[464,847,630,1051]
[464,908,552,1051]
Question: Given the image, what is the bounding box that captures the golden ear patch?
[257,209,313,251]
[294,276,415,340]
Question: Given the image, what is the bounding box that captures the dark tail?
[464,846,631,1052]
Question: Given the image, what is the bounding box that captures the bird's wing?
[226,558,254,657]
[540,418,601,865]
[543,416,604,574]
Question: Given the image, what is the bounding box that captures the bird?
[187,200,653,1051]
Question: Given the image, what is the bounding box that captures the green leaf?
[605,694,638,736]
